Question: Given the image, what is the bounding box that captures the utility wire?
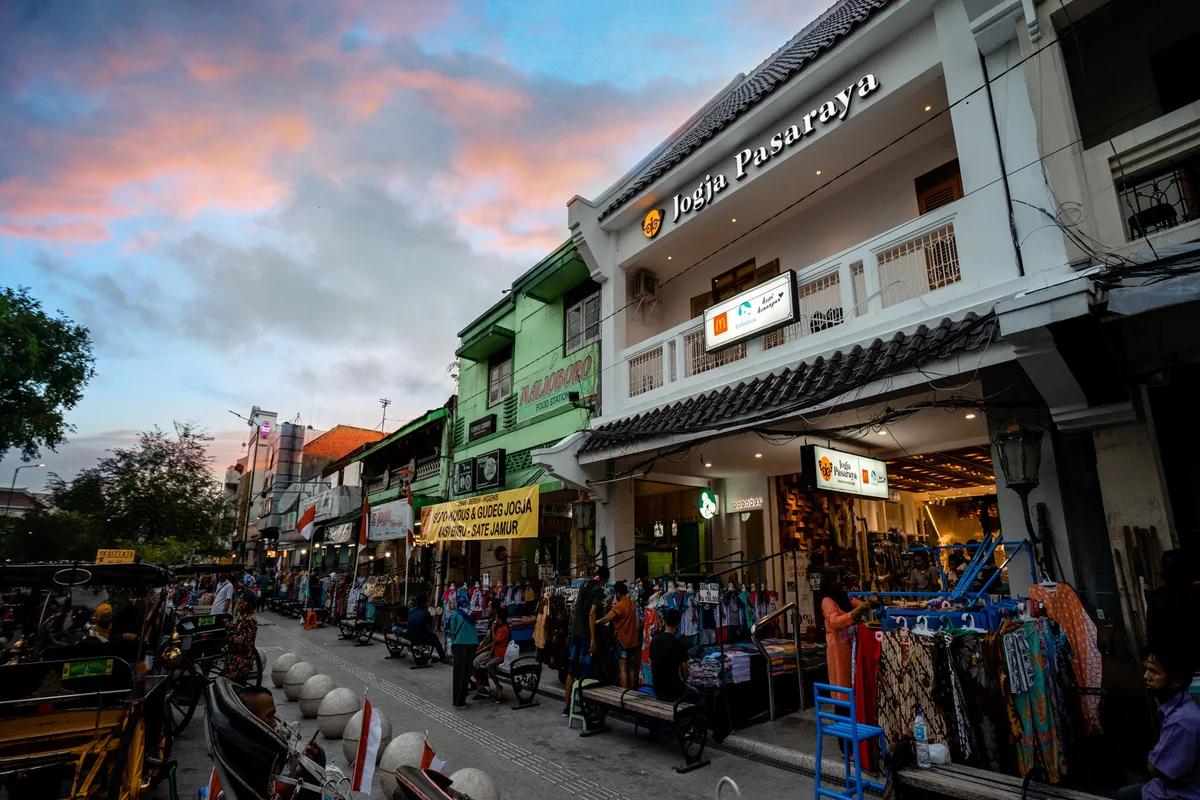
[428,0,1148,420]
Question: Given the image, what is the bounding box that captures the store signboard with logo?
[422,485,540,543]
[368,499,413,542]
[452,460,475,495]
[727,496,763,513]
[468,415,496,442]
[698,489,718,520]
[325,522,355,544]
[704,271,798,353]
[474,449,506,492]
[516,344,598,423]
[801,444,888,499]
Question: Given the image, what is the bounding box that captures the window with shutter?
[711,258,757,302]
[690,292,713,319]
[754,259,780,284]
[915,159,963,214]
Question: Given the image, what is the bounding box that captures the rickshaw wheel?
[166,660,204,737]
[252,648,265,687]
[111,716,146,800]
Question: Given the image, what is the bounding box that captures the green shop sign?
[516,343,598,423]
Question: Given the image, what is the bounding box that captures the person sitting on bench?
[650,608,699,702]
[393,595,446,663]
[1116,643,1200,800]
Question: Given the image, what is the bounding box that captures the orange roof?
[303,425,385,460]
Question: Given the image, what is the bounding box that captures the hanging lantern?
[993,427,1043,496]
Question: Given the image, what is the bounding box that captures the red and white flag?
[358,492,370,546]
[420,740,445,773]
[298,504,316,541]
[350,696,382,792]
[205,767,223,800]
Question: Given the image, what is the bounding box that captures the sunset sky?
[0,0,832,490]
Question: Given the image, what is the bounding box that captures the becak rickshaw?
[0,561,177,800]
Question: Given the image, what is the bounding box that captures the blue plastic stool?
[813,682,887,800]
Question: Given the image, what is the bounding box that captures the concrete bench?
[577,683,710,774]
[895,763,1107,800]
[492,657,542,710]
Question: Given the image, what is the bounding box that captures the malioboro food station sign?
[646,74,882,228]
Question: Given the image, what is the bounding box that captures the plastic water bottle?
[914,707,931,769]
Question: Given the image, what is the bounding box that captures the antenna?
[379,398,391,431]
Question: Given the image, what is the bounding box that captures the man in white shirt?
[212,577,235,614]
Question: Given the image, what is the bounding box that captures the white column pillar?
[596,478,637,583]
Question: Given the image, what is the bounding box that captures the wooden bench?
[895,763,1107,800]
[492,657,542,711]
[382,629,435,668]
[336,616,374,645]
[577,683,710,773]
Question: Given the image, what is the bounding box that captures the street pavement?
[160,610,816,800]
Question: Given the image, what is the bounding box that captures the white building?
[536,0,1120,612]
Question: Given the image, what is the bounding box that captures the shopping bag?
[503,641,519,665]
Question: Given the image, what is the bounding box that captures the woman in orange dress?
[821,569,875,696]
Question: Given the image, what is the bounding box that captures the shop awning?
[352,408,449,464]
[513,241,590,302]
[579,311,999,455]
[456,324,515,362]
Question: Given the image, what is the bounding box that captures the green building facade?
[448,240,600,586]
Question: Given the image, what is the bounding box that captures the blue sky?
[0,0,832,491]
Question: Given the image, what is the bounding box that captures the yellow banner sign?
[421,485,539,543]
[95,549,136,564]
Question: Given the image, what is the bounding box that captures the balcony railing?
[415,458,441,481]
[1118,156,1200,240]
[618,201,968,406]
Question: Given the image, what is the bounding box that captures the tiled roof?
[303,425,385,460]
[580,312,998,454]
[600,0,890,220]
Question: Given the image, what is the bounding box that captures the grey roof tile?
[600,0,892,220]
[580,312,998,454]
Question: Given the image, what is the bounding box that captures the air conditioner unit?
[631,268,660,300]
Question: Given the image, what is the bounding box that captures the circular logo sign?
[698,489,718,520]
[642,208,664,239]
[819,456,834,482]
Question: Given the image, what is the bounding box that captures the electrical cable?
[425,0,1155,433]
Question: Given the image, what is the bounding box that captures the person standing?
[212,574,235,615]
[821,569,875,696]
[907,553,941,592]
[562,566,608,717]
[223,590,260,684]
[597,581,638,688]
[448,594,479,709]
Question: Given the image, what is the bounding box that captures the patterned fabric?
[876,631,950,749]
[223,613,258,683]
[1028,583,1103,735]
[950,632,1004,771]
[1004,628,1036,694]
[639,607,662,687]
[1012,620,1066,782]
[934,634,972,762]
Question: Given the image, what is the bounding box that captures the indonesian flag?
[205,767,223,800]
[420,740,445,773]
[358,491,370,546]
[350,696,382,792]
[298,504,316,541]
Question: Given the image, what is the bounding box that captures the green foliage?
[0,286,96,461]
[0,423,234,564]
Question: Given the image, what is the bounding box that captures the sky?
[0,0,834,492]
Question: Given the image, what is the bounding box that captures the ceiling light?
[731,218,737,223]
[924,105,932,112]
[878,430,889,436]
[667,256,672,260]
[815,170,822,175]
[965,413,977,420]
[754,453,763,458]
[705,462,712,468]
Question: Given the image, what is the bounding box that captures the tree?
[0,286,96,461]
[0,422,234,564]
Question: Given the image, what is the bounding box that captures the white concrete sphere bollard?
[298,674,337,718]
[317,688,358,738]
[341,708,393,765]
[449,768,500,800]
[271,653,301,688]
[379,733,427,798]
[283,662,318,701]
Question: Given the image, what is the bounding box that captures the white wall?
[625,132,961,347]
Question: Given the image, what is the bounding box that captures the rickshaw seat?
[0,657,134,704]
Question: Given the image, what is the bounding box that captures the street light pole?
[4,464,46,530]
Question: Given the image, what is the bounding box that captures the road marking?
[270,625,636,800]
